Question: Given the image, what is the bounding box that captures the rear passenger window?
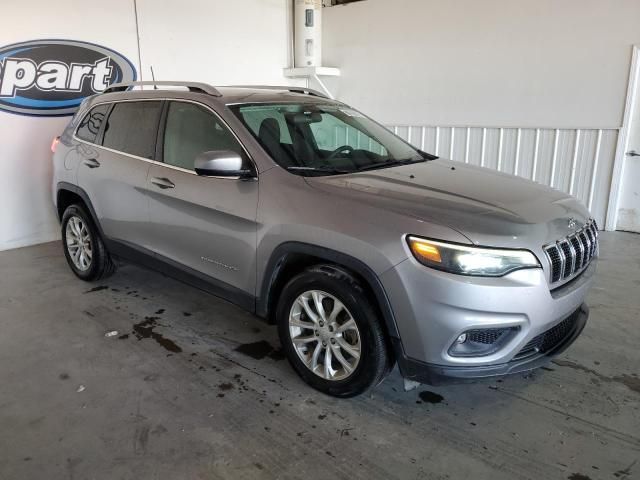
[102,101,162,159]
[163,101,244,170]
[76,104,109,143]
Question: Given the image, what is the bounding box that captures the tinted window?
[102,101,162,159]
[76,104,109,143]
[163,101,244,170]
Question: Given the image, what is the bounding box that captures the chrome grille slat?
[570,235,583,271]
[581,231,591,264]
[584,228,593,257]
[556,242,566,279]
[543,220,598,287]
[562,240,575,278]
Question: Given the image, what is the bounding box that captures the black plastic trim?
[56,182,255,312]
[105,239,256,312]
[258,242,400,339]
[396,303,588,385]
[56,183,105,236]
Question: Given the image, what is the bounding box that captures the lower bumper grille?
[513,310,579,360]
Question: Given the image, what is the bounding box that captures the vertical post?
[514,128,522,176]
[588,129,603,210]
[532,128,540,181]
[550,128,560,187]
[449,128,455,160]
[133,0,143,81]
[497,128,504,171]
[569,129,581,195]
[464,127,470,164]
[480,128,487,167]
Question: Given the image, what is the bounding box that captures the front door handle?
[150,177,176,189]
[83,158,100,169]
[626,150,640,157]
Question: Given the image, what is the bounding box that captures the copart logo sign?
[0,39,136,116]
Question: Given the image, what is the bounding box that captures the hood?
[306,159,591,249]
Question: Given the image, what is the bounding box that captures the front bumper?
[393,303,587,384]
[381,255,595,384]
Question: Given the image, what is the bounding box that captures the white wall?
[136,0,295,85]
[322,0,640,128]
[0,0,140,251]
[322,0,640,227]
[0,0,294,251]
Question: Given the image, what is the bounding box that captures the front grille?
[543,220,598,286]
[513,310,579,360]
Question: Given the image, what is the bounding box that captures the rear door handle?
[150,177,176,189]
[83,158,100,169]
[626,150,640,157]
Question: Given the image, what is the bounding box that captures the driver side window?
[309,113,387,156]
[163,102,244,171]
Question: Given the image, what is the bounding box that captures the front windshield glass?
[231,103,432,175]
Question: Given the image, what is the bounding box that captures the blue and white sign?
[0,39,136,117]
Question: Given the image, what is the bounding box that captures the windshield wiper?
[356,158,427,172]
[286,166,353,175]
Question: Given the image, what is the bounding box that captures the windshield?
[231,103,434,175]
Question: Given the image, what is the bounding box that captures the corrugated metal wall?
[387,125,619,227]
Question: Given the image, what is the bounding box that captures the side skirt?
[105,239,257,314]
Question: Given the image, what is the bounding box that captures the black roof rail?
[226,85,330,99]
[103,81,222,97]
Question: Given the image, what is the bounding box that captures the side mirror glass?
[193,150,253,178]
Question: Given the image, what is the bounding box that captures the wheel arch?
[56,182,105,238]
[257,242,401,340]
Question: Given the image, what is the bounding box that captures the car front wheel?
[276,265,392,397]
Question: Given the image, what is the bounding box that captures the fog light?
[449,327,519,357]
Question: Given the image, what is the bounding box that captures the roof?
[99,82,337,106]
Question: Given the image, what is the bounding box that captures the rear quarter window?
[75,104,109,143]
[102,101,163,159]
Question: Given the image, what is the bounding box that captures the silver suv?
[52,81,597,397]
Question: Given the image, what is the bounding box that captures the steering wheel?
[326,145,355,161]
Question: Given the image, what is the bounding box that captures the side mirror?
[194,150,254,178]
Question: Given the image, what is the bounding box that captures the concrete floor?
[0,233,638,480]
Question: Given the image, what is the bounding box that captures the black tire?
[276,264,392,397]
[61,204,116,281]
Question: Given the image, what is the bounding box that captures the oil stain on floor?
[130,316,182,353]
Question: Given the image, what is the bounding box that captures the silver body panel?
[52,86,596,378]
[76,146,152,249]
[146,163,258,293]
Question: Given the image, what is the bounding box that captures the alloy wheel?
[65,216,93,271]
[289,290,361,381]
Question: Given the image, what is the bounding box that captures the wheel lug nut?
[330,338,336,345]
[314,330,319,336]
[319,321,324,327]
[322,341,327,347]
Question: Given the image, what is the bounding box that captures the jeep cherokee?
[52,81,597,397]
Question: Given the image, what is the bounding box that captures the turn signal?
[408,237,442,263]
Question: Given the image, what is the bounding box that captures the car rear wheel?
[276,265,391,397]
[61,204,115,281]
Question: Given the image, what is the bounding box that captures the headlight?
[407,236,540,277]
